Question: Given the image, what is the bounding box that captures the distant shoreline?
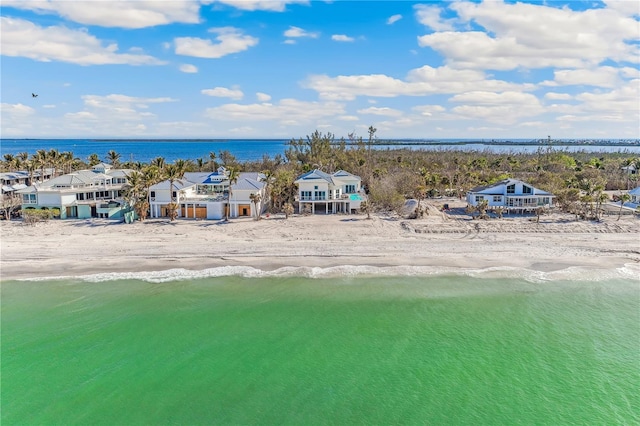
[2,138,639,147]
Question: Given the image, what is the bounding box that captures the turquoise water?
[2,275,639,425]
[349,194,363,201]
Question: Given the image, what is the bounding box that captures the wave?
[21,263,640,284]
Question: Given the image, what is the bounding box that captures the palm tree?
[150,156,166,170]
[260,169,273,212]
[107,150,121,167]
[249,192,262,220]
[164,160,188,221]
[208,151,217,171]
[3,154,16,172]
[124,170,149,221]
[225,167,240,221]
[47,149,61,176]
[87,153,101,167]
[617,193,631,221]
[34,149,47,183]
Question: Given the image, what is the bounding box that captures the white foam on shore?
[20,263,640,283]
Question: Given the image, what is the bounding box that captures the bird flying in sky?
[32,93,38,98]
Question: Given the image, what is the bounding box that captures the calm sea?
[1,139,638,163]
[2,271,639,425]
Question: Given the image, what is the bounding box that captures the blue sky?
[1,0,638,140]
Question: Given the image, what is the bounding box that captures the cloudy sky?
[1,0,638,140]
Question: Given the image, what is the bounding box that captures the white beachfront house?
[16,163,132,219]
[466,178,554,213]
[148,167,267,220]
[294,169,366,214]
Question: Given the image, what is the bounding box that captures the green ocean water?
[2,275,639,425]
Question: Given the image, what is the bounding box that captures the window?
[523,185,532,194]
[507,184,515,194]
[301,191,312,200]
[314,185,318,190]
[22,193,37,204]
[345,184,356,193]
[493,195,502,202]
[314,191,326,200]
[150,191,156,198]
[172,191,177,198]
[76,193,85,201]
[475,195,484,203]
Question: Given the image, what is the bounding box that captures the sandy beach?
[1,198,639,281]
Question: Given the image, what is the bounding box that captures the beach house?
[16,163,132,219]
[466,179,554,213]
[1,168,54,196]
[148,167,267,220]
[295,169,365,214]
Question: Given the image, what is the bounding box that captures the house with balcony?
[1,168,55,196]
[466,179,554,213]
[148,167,267,220]
[16,163,132,219]
[294,169,365,214]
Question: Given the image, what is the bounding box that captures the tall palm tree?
[617,193,631,221]
[249,193,262,220]
[3,154,16,172]
[164,160,188,221]
[47,149,61,176]
[123,170,149,221]
[150,156,166,170]
[107,150,121,167]
[208,151,217,171]
[34,149,47,183]
[87,153,101,167]
[225,167,240,221]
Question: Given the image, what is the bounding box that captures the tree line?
[2,130,640,221]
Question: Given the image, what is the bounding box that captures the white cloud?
[574,80,640,119]
[387,14,402,25]
[357,107,403,117]
[175,27,258,58]
[212,0,309,12]
[55,94,177,136]
[1,103,37,136]
[544,92,573,100]
[449,91,545,123]
[412,105,446,116]
[1,0,202,29]
[0,17,164,66]
[256,92,272,102]
[338,115,359,121]
[204,99,345,125]
[179,64,198,73]
[284,26,319,38]
[603,0,640,17]
[541,66,624,88]
[418,1,639,70]
[306,65,535,100]
[414,4,455,31]
[332,34,354,42]
[1,103,35,116]
[202,87,244,100]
